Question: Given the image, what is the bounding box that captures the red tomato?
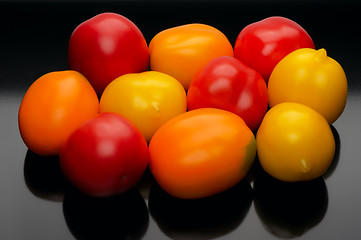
[187,56,268,132]
[234,16,315,83]
[60,112,149,197]
[68,12,149,96]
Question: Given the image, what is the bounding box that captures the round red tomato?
[68,12,149,96]
[187,56,268,132]
[234,16,315,83]
[60,112,149,197]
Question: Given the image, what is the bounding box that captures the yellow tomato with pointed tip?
[268,48,347,124]
[256,102,335,182]
[100,71,187,142]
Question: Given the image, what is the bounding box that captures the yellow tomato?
[149,23,234,90]
[268,48,347,124]
[100,71,187,142]
[256,102,335,182]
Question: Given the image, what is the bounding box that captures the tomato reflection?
[149,178,253,239]
[23,150,67,201]
[253,162,328,238]
[63,187,149,239]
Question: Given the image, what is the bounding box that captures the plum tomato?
[59,112,149,197]
[100,71,187,142]
[149,108,256,199]
[268,48,348,124]
[149,23,234,90]
[256,102,335,182]
[18,70,99,156]
[234,16,315,83]
[68,12,149,96]
[187,56,268,132]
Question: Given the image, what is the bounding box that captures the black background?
[1,0,361,239]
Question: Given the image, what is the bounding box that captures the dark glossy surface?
[1,1,361,239]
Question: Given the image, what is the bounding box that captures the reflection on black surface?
[149,179,253,239]
[63,187,149,240]
[136,167,156,200]
[23,150,67,202]
[323,125,341,179]
[253,165,328,239]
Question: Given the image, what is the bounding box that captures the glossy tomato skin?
[268,48,348,124]
[68,12,149,96]
[60,112,149,197]
[256,102,335,182]
[149,108,256,199]
[187,56,268,132]
[234,16,315,83]
[149,23,234,90]
[100,71,187,142]
[18,70,99,156]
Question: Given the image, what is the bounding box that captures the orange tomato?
[18,70,99,156]
[149,108,256,199]
[149,23,234,90]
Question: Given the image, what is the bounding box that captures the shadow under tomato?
[253,167,328,239]
[62,186,149,240]
[148,179,253,240]
[23,150,68,202]
[136,167,156,201]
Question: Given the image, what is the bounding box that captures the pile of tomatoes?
[18,13,347,199]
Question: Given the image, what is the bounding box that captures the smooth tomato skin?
[149,108,256,199]
[60,112,149,197]
[18,70,99,156]
[149,23,234,90]
[187,56,268,132]
[268,48,348,124]
[234,16,315,82]
[68,12,149,96]
[256,102,335,182]
[100,71,187,142]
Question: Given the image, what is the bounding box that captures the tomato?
[149,23,234,90]
[256,102,335,182]
[68,12,149,96]
[268,48,348,124]
[187,56,268,132]
[100,71,187,142]
[234,16,315,83]
[149,108,256,199]
[18,70,99,156]
[60,112,149,197]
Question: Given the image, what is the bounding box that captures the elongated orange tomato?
[18,70,99,156]
[149,23,234,90]
[149,108,256,199]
